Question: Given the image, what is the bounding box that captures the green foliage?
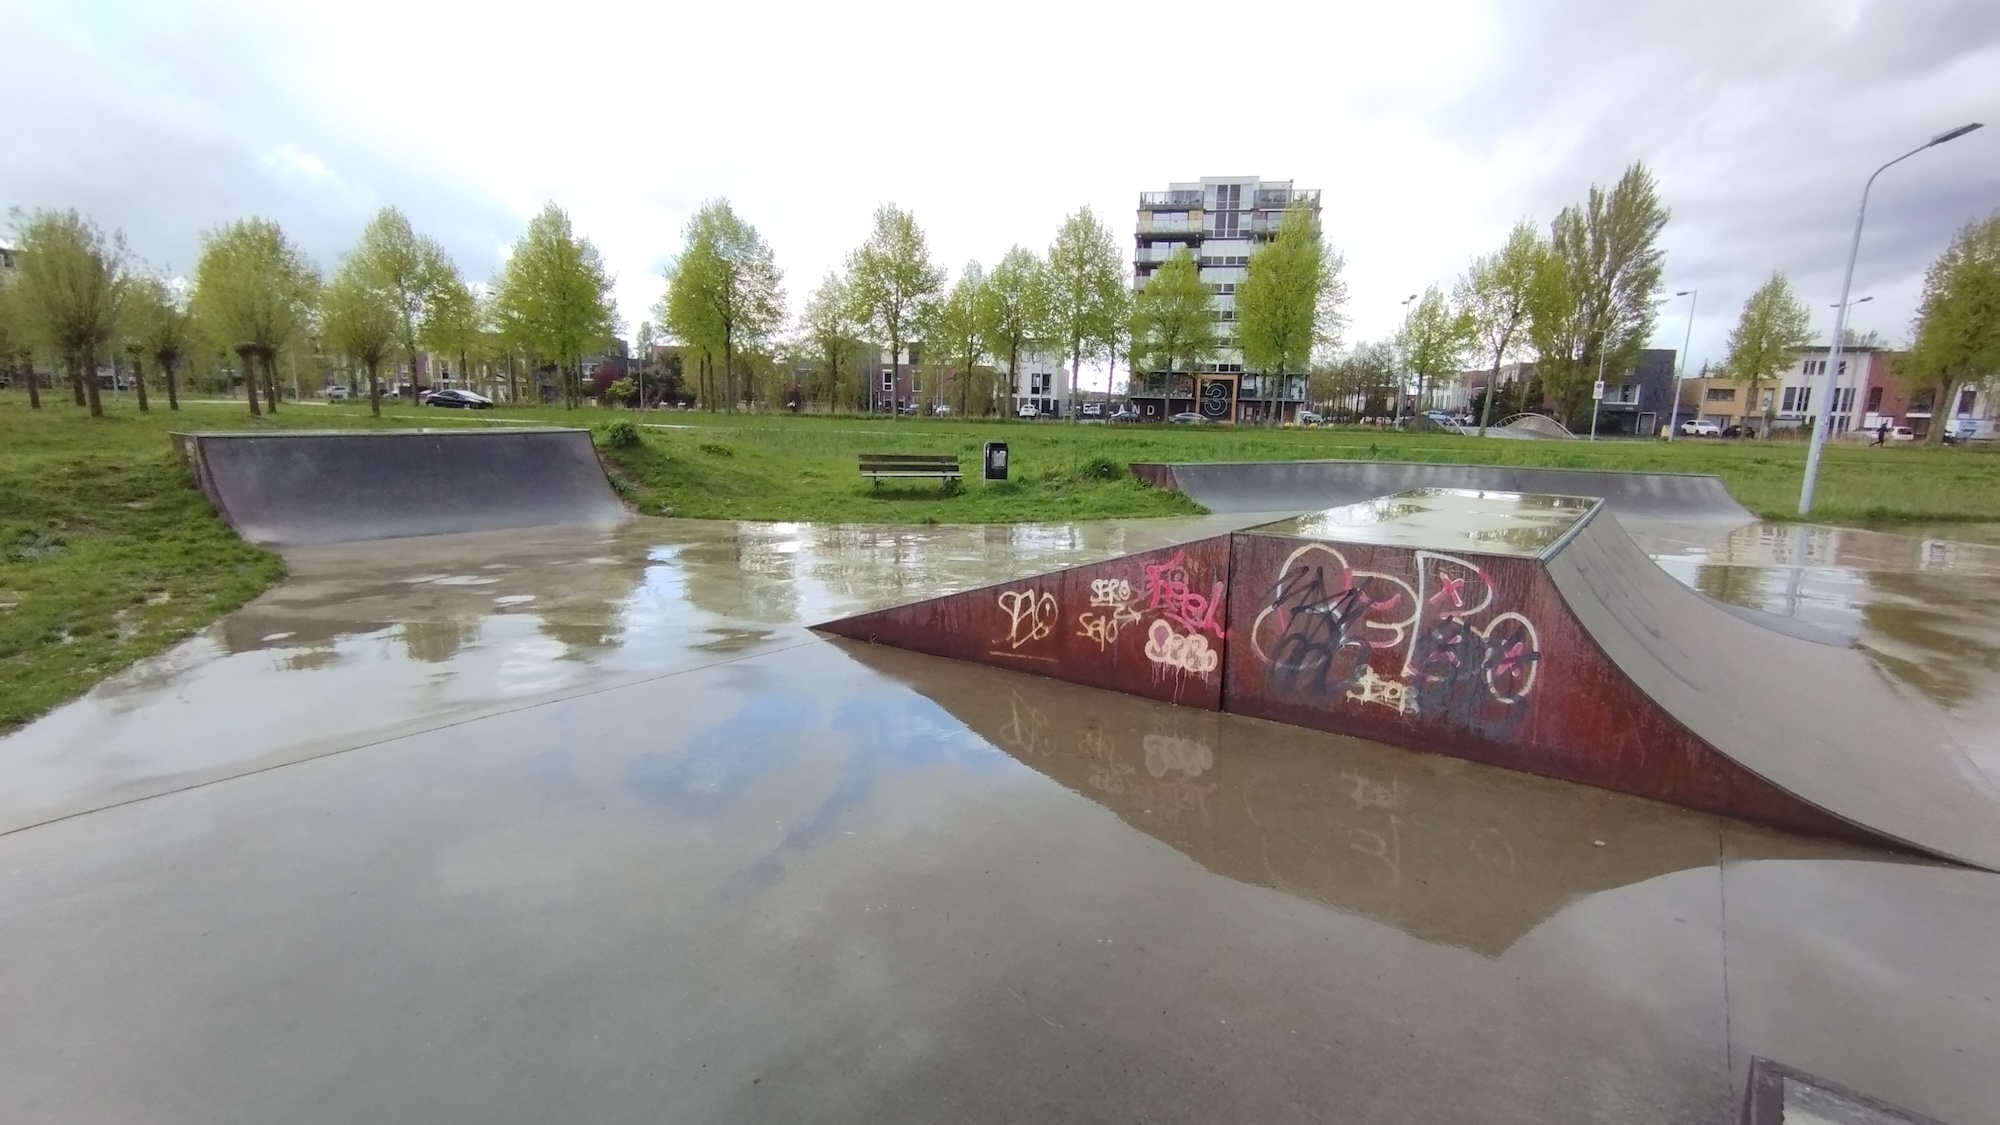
[595,417,641,448]
[351,208,458,388]
[321,250,402,416]
[798,271,862,409]
[845,204,945,415]
[978,246,1053,401]
[1906,211,2000,443]
[698,441,735,457]
[491,203,617,408]
[1400,285,1475,407]
[1238,203,1348,376]
[1131,249,1217,379]
[1045,207,1127,411]
[1529,163,1670,423]
[1723,272,1814,427]
[10,208,130,416]
[933,262,989,415]
[1457,220,1546,433]
[662,200,784,413]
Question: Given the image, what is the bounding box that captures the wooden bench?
[859,453,962,488]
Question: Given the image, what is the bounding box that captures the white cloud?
[6,0,1995,376]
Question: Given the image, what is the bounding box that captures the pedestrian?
[1874,421,1889,446]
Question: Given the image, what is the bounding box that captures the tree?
[799,272,862,411]
[350,208,456,400]
[491,203,617,409]
[669,201,784,413]
[191,218,318,417]
[0,263,34,409]
[1905,212,2000,444]
[1045,207,1125,420]
[123,272,194,411]
[1457,220,1545,436]
[322,250,403,417]
[978,246,1051,416]
[1314,340,1400,420]
[931,262,987,416]
[846,204,944,418]
[421,272,481,391]
[1130,248,1217,385]
[11,209,129,417]
[1528,163,1670,423]
[1400,285,1474,416]
[1239,203,1348,388]
[1722,272,1814,436]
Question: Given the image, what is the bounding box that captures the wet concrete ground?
[4,514,1999,1123]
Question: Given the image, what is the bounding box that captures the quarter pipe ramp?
[173,428,625,547]
[817,486,2000,869]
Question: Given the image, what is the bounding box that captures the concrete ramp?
[1131,460,1751,522]
[818,487,2000,869]
[173,428,625,547]
[1548,510,2000,870]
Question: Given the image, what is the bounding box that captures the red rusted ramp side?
[816,537,1233,708]
[1220,526,1876,846]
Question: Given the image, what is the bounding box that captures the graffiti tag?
[1143,550,1227,639]
[997,588,1058,650]
[1145,619,1220,676]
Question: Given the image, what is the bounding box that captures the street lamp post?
[1394,293,1417,426]
[1799,122,1983,515]
[1666,289,1696,442]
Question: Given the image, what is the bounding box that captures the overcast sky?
[6,0,1996,385]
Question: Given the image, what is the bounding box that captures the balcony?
[1255,188,1320,209]
[1136,217,1201,236]
[1139,190,1203,208]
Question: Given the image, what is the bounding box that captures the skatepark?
[5,428,2000,1123]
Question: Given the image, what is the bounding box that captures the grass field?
[4,389,2000,730]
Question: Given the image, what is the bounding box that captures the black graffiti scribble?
[1265,565,1387,697]
[1410,617,1540,732]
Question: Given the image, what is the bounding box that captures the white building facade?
[1128,176,1320,423]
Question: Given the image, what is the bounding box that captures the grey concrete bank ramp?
[1552,509,2000,871]
[173,428,625,547]
[1132,460,1752,522]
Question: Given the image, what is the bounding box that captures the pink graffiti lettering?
[1429,573,1466,608]
[1142,551,1227,639]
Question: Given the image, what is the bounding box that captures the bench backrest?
[859,453,960,471]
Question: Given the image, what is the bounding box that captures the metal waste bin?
[983,441,1008,481]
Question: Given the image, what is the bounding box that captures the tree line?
[0,202,616,416]
[1314,162,1999,443]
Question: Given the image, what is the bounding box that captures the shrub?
[595,418,641,449]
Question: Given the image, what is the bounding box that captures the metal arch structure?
[1494,413,1578,440]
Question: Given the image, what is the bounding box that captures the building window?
[1705,388,1736,402]
[1866,386,1883,412]
[1780,386,1811,415]
[882,371,894,392]
[1214,184,1241,209]
[1212,211,1239,236]
[1960,388,1978,414]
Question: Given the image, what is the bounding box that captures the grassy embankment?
[4,390,1999,730]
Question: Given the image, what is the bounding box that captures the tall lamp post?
[1394,293,1417,426]
[1666,289,1696,441]
[1799,122,1983,515]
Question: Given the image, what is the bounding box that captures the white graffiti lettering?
[1144,618,1220,676]
[1089,578,1134,607]
[997,588,1058,650]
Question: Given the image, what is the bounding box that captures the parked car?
[1169,412,1210,425]
[931,404,951,416]
[1680,419,1722,437]
[1297,410,1323,426]
[1890,425,1916,442]
[426,388,494,410]
[1108,409,1140,423]
[324,385,351,401]
[1017,403,1041,420]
